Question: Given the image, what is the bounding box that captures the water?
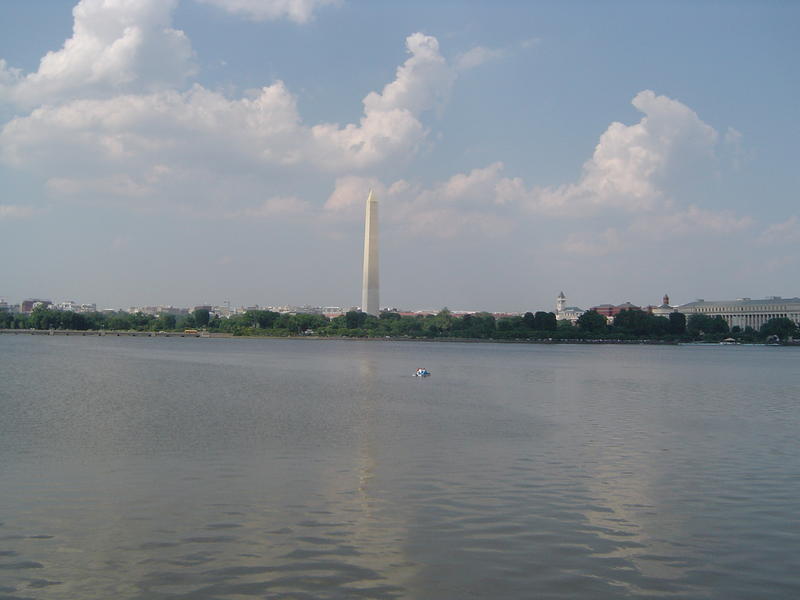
[0,335,798,599]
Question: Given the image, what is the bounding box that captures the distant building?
[648,294,675,318]
[555,291,584,324]
[160,306,188,316]
[20,299,52,313]
[588,301,641,323]
[322,307,345,319]
[678,297,800,330]
[55,300,95,312]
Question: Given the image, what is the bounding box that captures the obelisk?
[361,189,379,316]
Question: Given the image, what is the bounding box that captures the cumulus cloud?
[1,28,457,202]
[195,0,339,23]
[499,90,720,215]
[324,175,387,214]
[319,90,750,242]
[306,33,457,170]
[363,33,455,115]
[324,163,514,238]
[317,89,748,239]
[1,0,194,108]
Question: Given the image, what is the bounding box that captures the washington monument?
[361,189,379,316]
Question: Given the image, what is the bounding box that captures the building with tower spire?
[555,291,584,324]
[361,190,380,316]
[649,294,675,318]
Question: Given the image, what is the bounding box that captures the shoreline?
[2,329,797,346]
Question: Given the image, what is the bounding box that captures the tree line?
[1,306,796,342]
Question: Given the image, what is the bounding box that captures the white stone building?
[556,291,585,324]
[677,297,800,330]
[650,294,676,318]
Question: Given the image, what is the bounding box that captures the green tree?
[155,313,177,330]
[193,308,210,327]
[470,312,496,337]
[129,312,154,330]
[497,316,523,335]
[709,315,729,335]
[651,316,670,336]
[687,314,711,336]
[577,310,606,333]
[380,310,401,321]
[249,310,279,329]
[668,312,686,335]
[13,314,29,329]
[533,311,557,331]
[433,308,454,334]
[345,311,367,329]
[29,306,61,329]
[760,317,797,340]
[613,309,659,336]
[687,314,729,337]
[179,313,197,330]
[522,312,536,329]
[106,312,132,330]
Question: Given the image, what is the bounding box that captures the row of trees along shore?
[2,306,798,343]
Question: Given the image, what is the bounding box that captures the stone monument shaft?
[361,190,379,316]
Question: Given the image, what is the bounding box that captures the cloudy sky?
[1,0,798,311]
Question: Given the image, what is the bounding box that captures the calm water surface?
[0,336,798,599]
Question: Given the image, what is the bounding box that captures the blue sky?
[1,0,798,311]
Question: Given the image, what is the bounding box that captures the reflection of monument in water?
[361,190,379,316]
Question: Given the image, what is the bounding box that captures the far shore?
[3,328,798,346]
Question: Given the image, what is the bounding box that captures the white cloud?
[1,29,455,195]
[630,206,753,239]
[227,195,310,218]
[723,126,746,170]
[316,88,749,241]
[363,33,455,115]
[324,163,514,238]
[562,229,623,256]
[324,175,387,214]
[195,0,339,23]
[511,90,720,215]
[307,32,457,170]
[439,162,504,201]
[2,0,195,108]
[0,204,39,219]
[456,46,506,71]
[759,216,800,245]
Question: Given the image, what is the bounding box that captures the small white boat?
[720,338,737,345]
[414,368,431,377]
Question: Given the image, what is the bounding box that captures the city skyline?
[1,1,799,310]
[5,290,799,321]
